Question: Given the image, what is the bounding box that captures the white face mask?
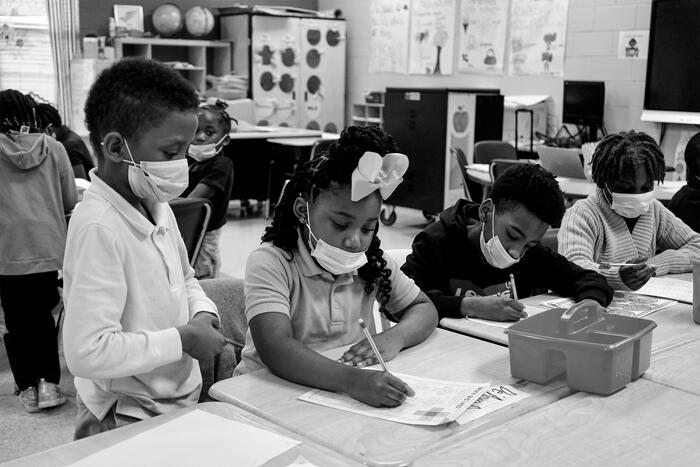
[122,139,189,203]
[305,203,368,275]
[479,204,520,269]
[607,186,654,218]
[187,135,226,162]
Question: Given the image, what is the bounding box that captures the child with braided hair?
[235,126,438,408]
[182,99,235,278]
[0,89,76,412]
[558,130,700,290]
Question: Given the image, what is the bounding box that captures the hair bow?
[351,151,409,202]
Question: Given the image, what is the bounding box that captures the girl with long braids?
[0,89,77,412]
[558,130,700,291]
[235,126,438,408]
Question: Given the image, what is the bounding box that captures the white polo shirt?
[235,233,420,374]
[62,169,217,421]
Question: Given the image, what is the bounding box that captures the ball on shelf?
[185,7,214,37]
[152,3,184,37]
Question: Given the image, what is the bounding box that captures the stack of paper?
[299,373,489,426]
[456,381,532,425]
[466,304,548,329]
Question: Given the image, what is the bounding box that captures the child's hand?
[461,296,527,322]
[339,333,402,368]
[347,370,415,408]
[619,258,655,290]
[177,312,226,361]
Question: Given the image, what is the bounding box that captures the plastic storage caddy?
[504,301,657,395]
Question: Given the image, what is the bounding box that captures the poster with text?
[369,0,411,73]
[408,0,456,75]
[458,0,509,75]
[508,0,569,77]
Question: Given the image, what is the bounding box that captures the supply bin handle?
[559,301,603,336]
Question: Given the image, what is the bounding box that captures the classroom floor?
[0,206,426,463]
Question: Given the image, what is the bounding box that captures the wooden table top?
[3,402,359,467]
[210,329,573,466]
[644,337,700,396]
[441,274,696,356]
[412,378,700,467]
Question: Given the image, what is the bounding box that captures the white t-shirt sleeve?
[62,223,183,380]
[244,246,292,321]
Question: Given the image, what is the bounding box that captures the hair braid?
[0,90,39,134]
[591,130,665,188]
[262,126,397,315]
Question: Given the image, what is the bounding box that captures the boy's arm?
[648,205,700,275]
[56,143,77,212]
[187,183,216,199]
[558,207,626,289]
[401,230,462,318]
[62,224,183,380]
[530,246,614,307]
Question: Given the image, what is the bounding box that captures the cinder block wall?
[321,0,689,162]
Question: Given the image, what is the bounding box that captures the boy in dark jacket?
[669,132,700,233]
[402,164,613,322]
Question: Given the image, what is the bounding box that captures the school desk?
[2,402,359,467]
[643,337,700,396]
[411,378,700,466]
[465,165,684,203]
[210,329,574,467]
[440,274,697,355]
[227,127,323,140]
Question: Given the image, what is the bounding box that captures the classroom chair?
[169,198,212,266]
[473,140,517,165]
[198,277,248,401]
[540,228,559,252]
[489,158,532,182]
[451,147,477,201]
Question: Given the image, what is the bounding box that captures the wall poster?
[408,0,456,75]
[458,0,509,75]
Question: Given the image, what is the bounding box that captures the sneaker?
[18,386,41,413]
[37,378,66,409]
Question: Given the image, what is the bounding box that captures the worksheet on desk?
[633,276,693,304]
[465,304,548,329]
[69,410,300,467]
[541,293,676,318]
[299,373,488,426]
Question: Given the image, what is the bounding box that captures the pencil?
[358,318,387,372]
[509,273,519,301]
[599,262,633,269]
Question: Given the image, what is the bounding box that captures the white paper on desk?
[466,305,548,329]
[541,293,677,318]
[299,372,489,426]
[69,409,300,467]
[633,276,693,304]
[456,380,531,425]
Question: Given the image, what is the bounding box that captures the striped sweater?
[558,189,700,290]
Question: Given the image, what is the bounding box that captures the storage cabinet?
[219,7,346,131]
[352,103,384,128]
[384,88,504,215]
[114,37,232,95]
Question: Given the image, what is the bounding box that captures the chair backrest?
[225,98,256,124]
[540,227,559,252]
[310,138,335,160]
[474,140,517,164]
[489,159,532,182]
[169,197,212,266]
[450,147,473,201]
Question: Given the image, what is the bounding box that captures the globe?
[185,6,214,37]
[152,3,183,37]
